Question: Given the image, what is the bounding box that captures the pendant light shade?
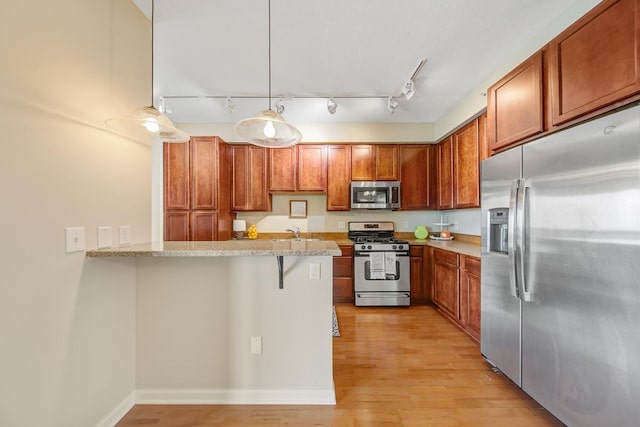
[235,109,301,148]
[235,0,301,147]
[106,106,189,143]
[105,0,189,143]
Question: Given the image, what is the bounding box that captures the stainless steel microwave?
[350,181,401,210]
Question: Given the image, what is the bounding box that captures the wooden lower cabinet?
[410,246,429,304]
[333,245,354,303]
[460,255,481,341]
[431,248,481,342]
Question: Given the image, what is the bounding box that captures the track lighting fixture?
[225,96,235,113]
[275,96,285,114]
[401,80,415,100]
[327,97,338,115]
[387,96,399,114]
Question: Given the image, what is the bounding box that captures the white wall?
[0,1,151,426]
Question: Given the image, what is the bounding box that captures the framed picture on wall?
[289,200,307,218]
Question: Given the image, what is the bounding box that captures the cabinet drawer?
[434,248,459,267]
[333,257,353,278]
[410,246,423,257]
[339,245,354,256]
[464,256,481,276]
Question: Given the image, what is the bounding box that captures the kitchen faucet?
[285,226,301,238]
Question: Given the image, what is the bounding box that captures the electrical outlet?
[119,225,131,245]
[452,221,460,231]
[403,221,409,229]
[251,336,262,354]
[97,226,112,249]
[338,221,346,230]
[309,263,321,279]
[65,227,85,253]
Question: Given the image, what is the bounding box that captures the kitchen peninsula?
[87,240,341,405]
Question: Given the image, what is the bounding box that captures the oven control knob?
[392,245,397,250]
[360,245,366,250]
[398,244,404,250]
[367,245,372,250]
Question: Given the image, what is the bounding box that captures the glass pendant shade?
[106,106,189,143]
[234,109,301,148]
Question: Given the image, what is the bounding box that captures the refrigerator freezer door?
[480,146,522,386]
[521,105,640,426]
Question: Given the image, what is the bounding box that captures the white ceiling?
[134,0,578,124]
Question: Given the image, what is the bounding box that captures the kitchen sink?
[271,238,322,242]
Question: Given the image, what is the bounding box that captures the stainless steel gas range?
[348,221,410,306]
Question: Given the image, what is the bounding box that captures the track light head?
[225,96,235,113]
[275,96,285,114]
[327,97,338,115]
[387,96,399,114]
[402,80,415,100]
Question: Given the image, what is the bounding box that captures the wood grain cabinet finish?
[453,120,480,208]
[164,137,233,241]
[487,50,544,151]
[432,248,460,320]
[400,145,437,210]
[269,147,297,192]
[548,0,640,126]
[326,145,352,211]
[351,144,399,181]
[437,137,454,210]
[333,245,354,303]
[297,145,327,191]
[231,145,270,211]
[460,255,481,341]
[409,246,427,304]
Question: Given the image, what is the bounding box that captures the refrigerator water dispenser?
[489,208,509,254]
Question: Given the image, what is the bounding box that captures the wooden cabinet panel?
[333,245,354,303]
[453,120,480,208]
[487,50,544,151]
[400,145,437,210]
[433,261,459,320]
[351,145,375,180]
[164,142,190,210]
[478,112,489,162]
[549,0,640,125]
[326,145,351,211]
[437,137,454,209]
[165,211,189,241]
[269,147,296,191]
[190,211,217,241]
[297,145,327,191]
[231,145,270,211]
[190,137,217,210]
[375,145,399,180]
[409,246,427,304]
[460,256,481,341]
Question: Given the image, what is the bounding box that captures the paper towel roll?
[233,219,247,232]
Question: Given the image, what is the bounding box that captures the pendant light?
[234,0,302,148]
[106,0,189,143]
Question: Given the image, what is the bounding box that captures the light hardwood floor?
[117,304,562,426]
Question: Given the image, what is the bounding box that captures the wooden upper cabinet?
[190,137,218,210]
[231,145,270,211]
[351,145,375,180]
[437,137,454,210]
[351,144,399,181]
[190,211,217,241]
[375,145,399,180]
[453,120,480,208]
[548,0,640,126]
[164,141,190,210]
[269,147,297,191]
[399,145,437,210]
[487,50,544,151]
[478,112,489,161]
[326,145,352,211]
[297,144,327,191]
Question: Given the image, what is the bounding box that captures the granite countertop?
[86,240,342,258]
[405,239,481,258]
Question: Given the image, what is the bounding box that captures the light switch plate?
[65,227,85,253]
[97,226,112,249]
[309,263,321,279]
[251,336,262,354]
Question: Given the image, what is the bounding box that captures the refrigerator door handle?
[516,180,532,302]
[508,180,520,299]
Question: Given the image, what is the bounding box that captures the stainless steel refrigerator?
[481,104,640,426]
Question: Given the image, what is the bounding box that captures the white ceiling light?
[225,96,235,113]
[234,0,302,148]
[387,96,399,114]
[399,59,426,100]
[275,96,285,114]
[106,0,189,143]
[327,97,338,114]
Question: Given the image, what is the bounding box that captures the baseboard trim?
[135,388,336,405]
[94,391,135,427]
